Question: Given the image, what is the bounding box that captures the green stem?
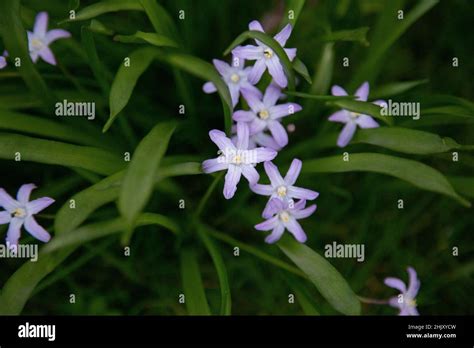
[194,172,223,218]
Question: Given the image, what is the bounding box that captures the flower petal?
[45,29,71,44]
[266,57,287,88]
[337,122,357,147]
[241,164,259,184]
[247,59,267,85]
[250,183,273,196]
[283,216,307,243]
[274,24,292,46]
[229,82,240,107]
[263,83,282,108]
[248,20,264,32]
[241,87,265,112]
[331,85,348,96]
[355,81,370,101]
[209,129,235,152]
[388,296,401,309]
[292,204,317,219]
[17,183,37,204]
[223,165,242,199]
[269,103,302,119]
[373,99,387,107]
[253,132,281,150]
[202,81,217,94]
[212,59,230,76]
[0,188,19,212]
[24,216,51,242]
[265,224,285,244]
[284,158,302,185]
[34,12,48,37]
[0,211,11,224]
[232,45,262,60]
[328,110,350,123]
[6,217,23,248]
[26,197,55,214]
[263,198,285,218]
[406,267,421,299]
[38,47,57,65]
[255,215,279,231]
[0,56,6,69]
[267,120,288,147]
[202,158,228,173]
[264,161,285,186]
[233,110,255,122]
[384,277,407,293]
[356,115,379,129]
[249,118,267,135]
[236,122,249,149]
[254,147,277,163]
[288,186,319,200]
[284,48,297,61]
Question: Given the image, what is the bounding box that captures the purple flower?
[233,83,301,148]
[0,50,9,69]
[203,56,261,107]
[231,124,281,151]
[251,159,318,218]
[384,267,420,316]
[28,12,71,65]
[0,184,54,248]
[202,122,277,199]
[328,81,384,147]
[232,20,297,88]
[255,198,316,243]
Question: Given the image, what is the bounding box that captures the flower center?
[230,73,240,83]
[407,298,417,307]
[279,211,290,223]
[277,185,287,197]
[258,109,270,120]
[350,112,360,120]
[13,207,26,218]
[232,154,242,164]
[263,48,273,59]
[31,38,44,50]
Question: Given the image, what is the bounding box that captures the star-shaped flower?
[328,81,385,147]
[255,198,316,243]
[28,12,71,65]
[202,122,277,199]
[232,20,296,88]
[384,266,421,316]
[0,184,54,248]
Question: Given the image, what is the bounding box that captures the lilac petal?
[0,211,11,224]
[356,115,379,129]
[399,308,410,316]
[203,81,217,94]
[38,47,57,65]
[241,87,265,112]
[223,165,242,199]
[45,29,71,44]
[337,122,357,147]
[0,56,6,69]
[0,188,19,212]
[248,20,264,32]
[241,164,259,185]
[24,216,51,242]
[408,307,419,316]
[250,183,273,196]
[229,83,240,107]
[212,59,230,76]
[388,296,401,309]
[284,158,302,185]
[264,161,285,186]
[253,132,281,150]
[17,183,37,204]
[274,24,292,46]
[263,198,285,218]
[331,85,348,96]
[328,110,350,123]
[236,122,249,149]
[34,12,48,36]
[384,277,407,293]
[373,99,387,107]
[355,81,369,101]
[263,83,282,108]
[268,120,288,147]
[209,129,235,152]
[255,147,277,163]
[265,224,285,244]
[6,217,23,248]
[202,158,228,173]
[292,204,317,219]
[232,45,262,60]
[284,48,297,61]
[248,59,267,85]
[288,186,319,200]
[269,103,302,119]
[284,216,307,243]
[249,118,267,135]
[30,50,39,63]
[26,197,55,214]
[266,57,287,88]
[406,267,421,299]
[233,110,255,122]
[293,199,306,210]
[255,215,279,231]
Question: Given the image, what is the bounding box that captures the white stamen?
[279,211,290,223]
[258,109,270,120]
[277,186,287,197]
[13,207,26,218]
[263,48,273,59]
[230,73,240,83]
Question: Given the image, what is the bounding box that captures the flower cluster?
[0,184,54,249]
[0,11,70,70]
[202,20,318,244]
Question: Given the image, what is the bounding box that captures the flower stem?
[194,172,224,218]
[358,296,389,305]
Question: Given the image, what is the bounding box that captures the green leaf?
[310,43,334,95]
[89,19,114,36]
[449,177,474,199]
[180,249,211,315]
[328,99,393,125]
[320,27,369,46]
[224,30,296,90]
[139,0,179,40]
[197,224,231,315]
[119,122,176,232]
[0,133,123,175]
[283,0,306,27]
[283,275,320,315]
[66,0,144,22]
[278,235,361,315]
[0,0,55,108]
[303,153,471,207]
[286,91,354,101]
[114,31,178,47]
[293,58,312,84]
[370,79,429,99]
